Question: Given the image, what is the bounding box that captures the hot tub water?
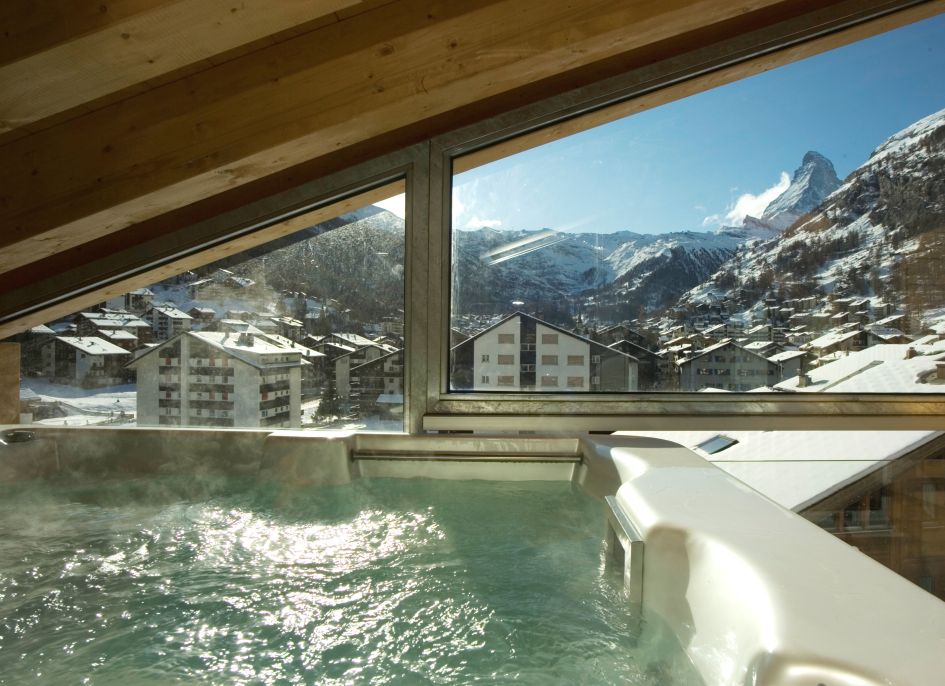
[0,476,700,684]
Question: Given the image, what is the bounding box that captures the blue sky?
[449,13,945,235]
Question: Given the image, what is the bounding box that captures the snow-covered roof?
[193,331,292,356]
[220,320,265,334]
[776,342,945,392]
[79,312,150,328]
[807,328,861,350]
[19,387,41,401]
[744,340,776,351]
[260,333,326,358]
[55,336,131,356]
[866,326,908,341]
[614,429,942,511]
[152,305,192,320]
[320,341,356,353]
[100,330,137,341]
[333,332,379,348]
[681,338,774,365]
[29,324,56,335]
[826,355,945,394]
[768,350,807,363]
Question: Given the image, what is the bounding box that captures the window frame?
[5,2,945,435]
[420,1,945,432]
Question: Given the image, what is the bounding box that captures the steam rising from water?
[0,478,699,685]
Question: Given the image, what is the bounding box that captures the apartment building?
[451,312,638,392]
[131,330,302,428]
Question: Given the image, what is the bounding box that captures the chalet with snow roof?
[42,336,132,387]
[807,328,867,358]
[677,339,780,392]
[350,349,404,418]
[866,325,912,347]
[270,316,305,342]
[76,310,152,342]
[450,312,638,392]
[99,329,139,351]
[188,307,217,325]
[768,349,810,381]
[147,304,193,341]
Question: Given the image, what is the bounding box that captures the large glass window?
[449,14,945,394]
[8,190,406,432]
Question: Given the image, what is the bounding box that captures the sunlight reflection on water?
[0,477,700,685]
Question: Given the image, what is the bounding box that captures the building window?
[541,355,558,365]
[496,333,515,344]
[541,334,558,344]
[497,375,515,386]
[481,375,490,383]
[541,376,558,387]
[567,355,584,366]
[498,354,515,365]
[481,354,490,362]
[566,376,584,388]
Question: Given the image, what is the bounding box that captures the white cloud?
[374,193,405,219]
[701,213,723,228]
[723,172,790,225]
[465,216,502,229]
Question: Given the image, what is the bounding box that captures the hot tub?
[2,426,944,685]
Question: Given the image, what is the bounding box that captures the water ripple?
[0,477,699,685]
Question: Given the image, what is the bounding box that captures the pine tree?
[317,376,341,420]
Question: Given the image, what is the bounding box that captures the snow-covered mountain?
[451,150,841,322]
[451,227,746,323]
[682,107,945,324]
[759,151,841,230]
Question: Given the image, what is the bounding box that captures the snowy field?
[22,379,137,426]
[22,380,401,431]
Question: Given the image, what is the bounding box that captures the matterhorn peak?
[801,150,831,166]
[760,150,840,230]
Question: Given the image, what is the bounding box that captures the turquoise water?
[0,476,700,684]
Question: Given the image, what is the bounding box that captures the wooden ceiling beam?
[0,0,167,66]
[0,0,362,137]
[0,0,810,278]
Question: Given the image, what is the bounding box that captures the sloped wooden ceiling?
[1,0,942,336]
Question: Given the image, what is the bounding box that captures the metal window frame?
[415,0,945,432]
[5,1,944,434]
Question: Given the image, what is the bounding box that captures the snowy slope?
[680,106,945,329]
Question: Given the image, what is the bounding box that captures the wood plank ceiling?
[1,0,942,336]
